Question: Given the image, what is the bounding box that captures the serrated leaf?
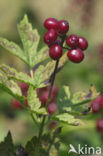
[27,86,47,115]
[45,53,68,83]
[32,46,49,66]
[0,64,36,88]
[17,15,49,68]
[54,113,83,126]
[34,53,68,87]
[25,136,37,156]
[72,85,99,104]
[57,86,72,113]
[0,37,27,64]
[0,71,24,100]
[0,131,14,156]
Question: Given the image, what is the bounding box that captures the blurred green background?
[0,0,103,155]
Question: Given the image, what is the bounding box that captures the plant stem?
[35,35,66,156]
[35,60,59,156]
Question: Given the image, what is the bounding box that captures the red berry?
[78,36,88,50]
[91,98,101,113]
[44,18,58,30]
[51,85,58,97]
[40,91,48,106]
[12,99,22,109]
[43,29,57,45]
[19,82,29,92]
[66,34,79,48]
[49,45,62,60]
[96,119,103,132]
[67,48,84,63]
[24,99,28,107]
[48,103,58,115]
[57,20,69,34]
[91,95,103,113]
[99,95,103,108]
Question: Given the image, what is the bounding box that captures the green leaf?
[0,71,23,100]
[57,86,72,113]
[63,85,71,100]
[0,37,27,64]
[0,64,36,88]
[32,46,49,67]
[0,131,14,156]
[18,15,49,68]
[27,86,47,115]
[71,85,99,105]
[54,113,83,126]
[25,136,37,156]
[34,53,68,88]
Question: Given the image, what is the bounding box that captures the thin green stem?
[30,113,39,128]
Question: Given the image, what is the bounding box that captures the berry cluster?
[43,18,88,63]
[91,95,103,132]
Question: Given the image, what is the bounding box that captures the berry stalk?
[35,35,66,156]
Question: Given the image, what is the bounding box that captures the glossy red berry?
[91,95,103,113]
[44,29,57,45]
[49,45,62,60]
[67,48,84,63]
[78,36,88,50]
[66,34,79,48]
[48,103,58,115]
[57,20,69,34]
[96,119,103,132]
[44,18,58,30]
[91,98,101,113]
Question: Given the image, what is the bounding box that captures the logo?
[68,144,102,155]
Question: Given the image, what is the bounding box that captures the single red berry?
[67,48,84,63]
[44,18,58,30]
[19,82,29,93]
[48,103,58,115]
[66,34,79,48]
[51,85,58,97]
[39,91,48,106]
[57,20,69,34]
[91,95,103,113]
[96,119,103,132]
[49,45,62,60]
[78,36,88,50]
[12,99,22,109]
[24,99,28,107]
[99,95,103,108]
[43,29,57,45]
[91,99,101,113]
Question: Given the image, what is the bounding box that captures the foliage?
[0,15,99,156]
